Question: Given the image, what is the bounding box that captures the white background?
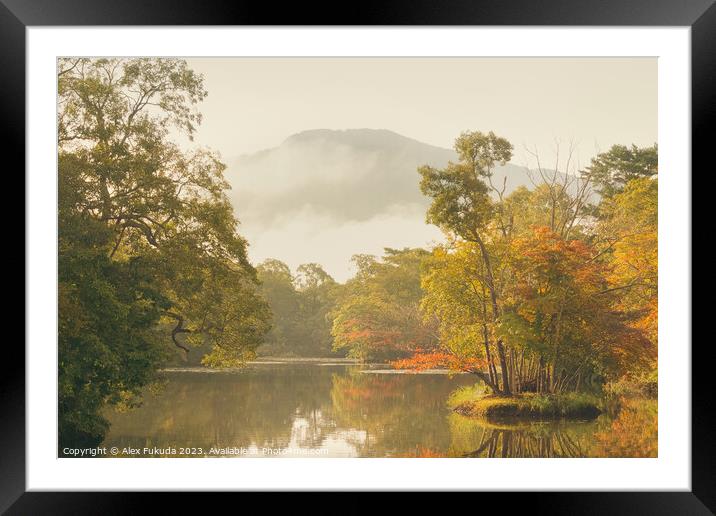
[26,27,690,490]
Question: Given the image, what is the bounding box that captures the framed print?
[6,0,713,512]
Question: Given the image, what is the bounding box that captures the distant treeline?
[247,248,433,361]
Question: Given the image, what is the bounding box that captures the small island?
[450,390,602,421]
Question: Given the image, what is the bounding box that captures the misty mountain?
[225,128,538,228]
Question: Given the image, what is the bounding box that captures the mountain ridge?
[226,128,538,227]
[235,128,453,158]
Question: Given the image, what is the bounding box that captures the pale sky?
[186,57,656,163]
[179,58,657,281]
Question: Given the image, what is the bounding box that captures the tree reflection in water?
[456,423,590,458]
[448,398,657,458]
[102,363,656,458]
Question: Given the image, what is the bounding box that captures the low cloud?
[242,204,444,282]
[225,129,538,282]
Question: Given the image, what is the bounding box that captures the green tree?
[420,241,501,390]
[58,58,270,447]
[256,259,300,355]
[418,130,514,393]
[58,219,168,446]
[257,260,342,357]
[583,144,658,198]
[294,263,343,356]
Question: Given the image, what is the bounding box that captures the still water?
[102,361,657,458]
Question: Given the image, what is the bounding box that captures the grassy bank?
[448,385,602,420]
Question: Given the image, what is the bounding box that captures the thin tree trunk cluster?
[477,342,589,395]
[470,233,583,396]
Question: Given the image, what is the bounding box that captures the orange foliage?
[411,446,443,458]
[391,351,487,373]
[334,311,437,360]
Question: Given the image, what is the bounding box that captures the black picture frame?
[5,0,712,512]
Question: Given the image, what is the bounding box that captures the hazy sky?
[186,57,656,163]
[179,58,657,281]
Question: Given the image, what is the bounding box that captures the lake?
[102,361,657,458]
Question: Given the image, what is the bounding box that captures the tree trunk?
[472,234,511,395]
[165,311,191,357]
[496,340,511,396]
[482,324,496,386]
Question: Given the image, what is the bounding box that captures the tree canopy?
[58,58,270,447]
[331,248,439,361]
[583,143,658,198]
[256,259,341,357]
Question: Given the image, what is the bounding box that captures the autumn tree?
[331,248,439,361]
[500,226,653,393]
[596,177,658,384]
[411,130,656,396]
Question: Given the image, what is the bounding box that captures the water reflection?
[449,418,597,457]
[446,398,657,458]
[101,363,656,458]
